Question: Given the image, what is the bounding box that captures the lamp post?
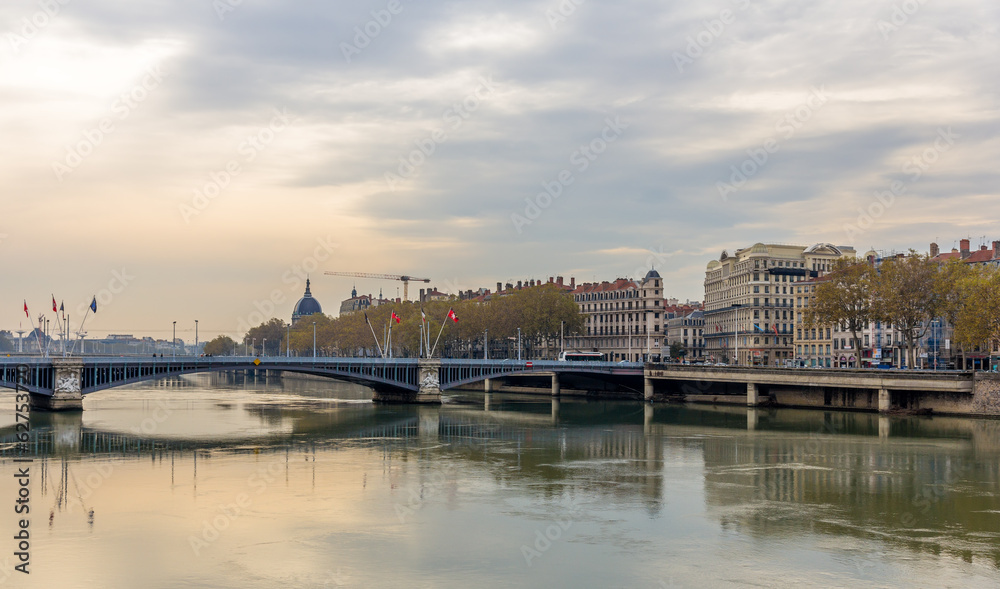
[251,338,256,357]
[262,338,267,357]
[517,328,522,361]
[313,322,317,359]
[195,320,199,354]
[172,321,176,359]
[286,324,290,357]
[484,328,489,360]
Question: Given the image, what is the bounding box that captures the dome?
[750,242,769,255]
[644,268,661,280]
[707,260,721,270]
[292,278,322,324]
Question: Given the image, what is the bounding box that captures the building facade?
[704,243,856,366]
[567,270,667,362]
[665,310,705,361]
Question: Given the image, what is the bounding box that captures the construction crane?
[324,272,431,301]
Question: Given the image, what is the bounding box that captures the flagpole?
[430,311,453,358]
[365,314,384,358]
[33,314,44,357]
[72,300,95,355]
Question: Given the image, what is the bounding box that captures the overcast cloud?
[2,0,998,339]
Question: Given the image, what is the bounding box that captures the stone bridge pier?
[372,359,443,404]
[31,359,84,411]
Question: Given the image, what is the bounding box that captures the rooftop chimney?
[556,276,564,286]
[517,280,523,289]
[929,242,939,257]
[497,282,503,293]
[960,238,971,258]
[549,276,554,283]
[993,241,1000,258]
[570,277,575,289]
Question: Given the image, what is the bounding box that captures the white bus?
[558,351,605,362]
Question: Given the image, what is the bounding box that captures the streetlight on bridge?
[172,321,176,359]
[313,322,317,359]
[262,338,267,357]
[195,320,199,354]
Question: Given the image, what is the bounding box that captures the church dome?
[644,268,661,280]
[292,279,322,324]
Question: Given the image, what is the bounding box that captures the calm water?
[1,374,999,588]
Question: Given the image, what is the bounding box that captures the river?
[1,373,998,588]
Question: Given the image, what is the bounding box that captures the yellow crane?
[324,272,431,301]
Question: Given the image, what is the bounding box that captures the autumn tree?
[952,267,1000,358]
[804,257,875,356]
[203,335,237,356]
[871,252,942,368]
[244,318,288,355]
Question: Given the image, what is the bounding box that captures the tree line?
[203,283,584,358]
[804,253,999,367]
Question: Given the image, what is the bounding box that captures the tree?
[203,335,237,356]
[244,318,288,355]
[804,257,875,359]
[872,252,942,368]
[952,267,1000,359]
[668,342,686,361]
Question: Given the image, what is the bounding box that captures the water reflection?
[0,373,997,587]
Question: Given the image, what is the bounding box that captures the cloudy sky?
[2,0,998,340]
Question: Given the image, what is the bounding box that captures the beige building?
[567,270,666,362]
[704,243,856,366]
[793,276,837,367]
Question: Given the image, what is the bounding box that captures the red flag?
[23,300,29,318]
[391,311,401,324]
[773,324,779,335]
[447,308,458,322]
[52,295,57,312]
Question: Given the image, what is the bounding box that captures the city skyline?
[3,0,997,339]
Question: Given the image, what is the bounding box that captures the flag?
[364,311,371,325]
[715,324,720,332]
[773,324,779,335]
[447,308,458,322]
[23,300,28,318]
[90,296,98,313]
[52,295,57,312]
[391,311,401,324]
[754,324,762,332]
[420,307,426,322]
[59,301,64,312]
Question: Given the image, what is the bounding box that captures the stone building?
[566,269,666,362]
[704,243,856,366]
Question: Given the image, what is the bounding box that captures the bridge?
[0,356,643,410]
[643,364,1000,416]
[3,356,999,417]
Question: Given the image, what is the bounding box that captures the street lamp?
[262,338,267,357]
[517,327,522,361]
[172,321,176,359]
[313,322,317,359]
[195,320,199,354]
[286,324,290,357]
[251,338,256,357]
[484,328,489,360]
